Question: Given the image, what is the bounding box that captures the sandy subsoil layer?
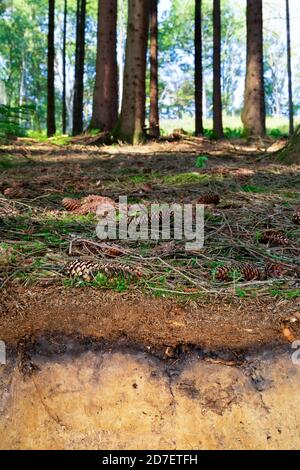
[1,345,300,450]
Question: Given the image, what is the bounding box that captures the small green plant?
[270,288,300,299]
[241,185,266,194]
[235,287,247,298]
[195,155,208,169]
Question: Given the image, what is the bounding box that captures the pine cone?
[66,259,143,281]
[214,263,261,281]
[77,195,114,215]
[62,198,81,212]
[198,192,220,205]
[260,230,289,246]
[265,263,288,279]
[292,209,300,225]
[62,195,114,214]
[65,260,100,282]
[100,262,143,278]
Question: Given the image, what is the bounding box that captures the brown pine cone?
[214,265,232,281]
[265,263,288,279]
[77,195,115,215]
[66,259,143,281]
[214,263,261,281]
[65,259,100,282]
[198,192,220,205]
[100,262,144,278]
[260,230,289,246]
[292,209,300,225]
[62,197,81,211]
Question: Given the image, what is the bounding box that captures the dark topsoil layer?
[1,287,299,353]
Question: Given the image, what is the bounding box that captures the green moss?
[164,172,223,185]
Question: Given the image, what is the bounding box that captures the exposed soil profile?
[1,344,300,450]
[1,287,300,353]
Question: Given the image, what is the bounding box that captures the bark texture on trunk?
[62,0,67,134]
[47,0,56,137]
[91,0,118,132]
[72,0,86,136]
[195,0,203,136]
[286,0,294,135]
[118,0,149,144]
[278,125,300,164]
[149,0,160,138]
[213,0,223,139]
[242,0,265,137]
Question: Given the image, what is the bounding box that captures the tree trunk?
[212,0,223,139]
[91,0,118,132]
[62,0,67,134]
[47,0,56,137]
[242,0,265,137]
[278,125,300,164]
[118,0,149,144]
[286,0,294,135]
[149,0,160,138]
[72,0,86,136]
[195,0,203,136]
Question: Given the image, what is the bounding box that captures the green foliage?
[270,288,300,299]
[195,155,208,169]
[0,104,33,138]
[235,287,247,298]
[241,185,266,194]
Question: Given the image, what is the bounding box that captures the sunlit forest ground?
[0,136,300,353]
[159,115,300,137]
[24,116,300,142]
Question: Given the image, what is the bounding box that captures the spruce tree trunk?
[149,0,160,138]
[91,0,118,132]
[72,0,86,136]
[195,0,203,136]
[118,0,149,144]
[62,0,67,134]
[286,0,294,135]
[47,0,56,137]
[242,0,265,137]
[278,125,300,164]
[212,0,223,139]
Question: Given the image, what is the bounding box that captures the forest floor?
[0,135,299,357]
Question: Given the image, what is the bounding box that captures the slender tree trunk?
[91,0,118,132]
[117,0,127,113]
[72,0,86,136]
[149,0,160,138]
[62,0,67,134]
[118,0,149,144]
[195,0,203,136]
[242,0,265,137]
[286,0,294,135]
[212,0,223,139]
[47,0,56,137]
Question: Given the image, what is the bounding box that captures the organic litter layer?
[1,286,299,351]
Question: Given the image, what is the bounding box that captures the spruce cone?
[76,195,115,215]
[62,195,114,215]
[198,192,220,205]
[100,262,143,278]
[62,198,81,212]
[292,209,300,225]
[265,263,288,279]
[66,259,143,281]
[66,260,100,282]
[215,263,261,281]
[260,230,289,246]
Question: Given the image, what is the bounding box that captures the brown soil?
[1,286,299,352]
